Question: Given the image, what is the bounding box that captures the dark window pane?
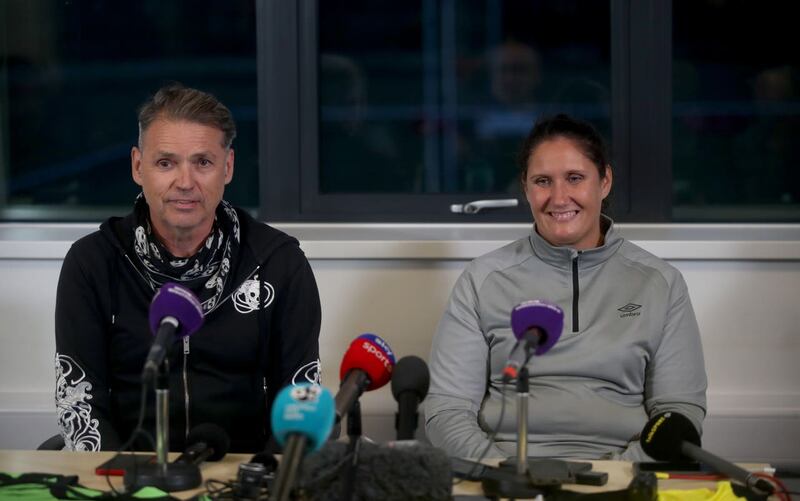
[0,0,257,221]
[317,0,611,195]
[673,0,800,221]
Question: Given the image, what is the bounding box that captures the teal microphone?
[271,383,335,501]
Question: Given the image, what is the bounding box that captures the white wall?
[0,223,798,463]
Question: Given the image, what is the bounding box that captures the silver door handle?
[450,199,519,214]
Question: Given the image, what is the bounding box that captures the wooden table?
[0,450,768,499]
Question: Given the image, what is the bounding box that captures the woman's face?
[523,137,612,250]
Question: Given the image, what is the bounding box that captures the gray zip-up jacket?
[425,218,707,460]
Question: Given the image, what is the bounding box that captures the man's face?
[523,137,611,250]
[131,118,234,242]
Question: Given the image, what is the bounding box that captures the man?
[54,84,321,453]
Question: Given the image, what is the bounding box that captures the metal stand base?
[123,462,202,492]
[499,458,591,485]
[481,474,548,499]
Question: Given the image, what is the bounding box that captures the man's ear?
[224,148,235,185]
[131,147,143,186]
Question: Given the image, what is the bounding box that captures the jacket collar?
[100,202,298,291]
[528,214,623,268]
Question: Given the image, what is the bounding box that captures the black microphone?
[174,423,230,466]
[391,356,430,441]
[640,412,774,495]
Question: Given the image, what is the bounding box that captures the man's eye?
[198,158,212,167]
[157,160,171,169]
[568,175,584,183]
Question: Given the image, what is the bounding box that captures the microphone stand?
[484,365,546,499]
[515,365,529,478]
[156,366,170,474]
[488,364,599,498]
[341,400,362,501]
[125,359,201,492]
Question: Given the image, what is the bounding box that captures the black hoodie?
[54,206,321,453]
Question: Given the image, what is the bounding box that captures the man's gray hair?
[137,83,237,149]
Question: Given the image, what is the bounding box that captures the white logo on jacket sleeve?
[55,353,101,451]
[292,359,321,386]
[233,276,275,314]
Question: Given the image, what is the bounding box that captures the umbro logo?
[618,303,642,318]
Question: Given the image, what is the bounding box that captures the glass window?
[317,0,611,196]
[7,1,796,224]
[672,0,800,221]
[0,0,257,221]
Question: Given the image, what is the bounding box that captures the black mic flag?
[640,412,774,495]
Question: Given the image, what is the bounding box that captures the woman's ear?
[601,164,613,199]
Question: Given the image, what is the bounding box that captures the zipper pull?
[183,336,190,354]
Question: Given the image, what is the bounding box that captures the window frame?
[260,0,671,222]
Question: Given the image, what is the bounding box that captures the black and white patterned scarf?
[132,194,241,312]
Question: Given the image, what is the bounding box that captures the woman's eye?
[533,178,550,187]
[568,174,583,183]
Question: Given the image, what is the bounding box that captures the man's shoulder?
[67,218,122,264]
[236,208,303,263]
[59,219,125,289]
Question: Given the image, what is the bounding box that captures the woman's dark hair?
[517,113,610,182]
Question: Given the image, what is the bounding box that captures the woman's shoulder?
[462,234,535,281]
[616,238,686,288]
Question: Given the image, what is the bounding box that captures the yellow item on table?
[658,481,747,501]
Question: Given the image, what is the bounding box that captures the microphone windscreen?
[299,441,451,501]
[270,383,334,452]
[339,333,396,391]
[249,451,278,474]
[186,423,230,461]
[148,282,204,337]
[510,300,564,355]
[640,411,702,461]
[391,356,430,401]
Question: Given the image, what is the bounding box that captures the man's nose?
[174,164,194,190]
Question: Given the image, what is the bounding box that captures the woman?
[426,114,707,460]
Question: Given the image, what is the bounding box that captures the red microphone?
[334,333,396,420]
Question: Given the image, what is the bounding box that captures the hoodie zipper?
[572,252,580,332]
[178,264,260,435]
[183,337,190,437]
[123,253,261,438]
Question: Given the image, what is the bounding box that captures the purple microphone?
[510,300,564,355]
[142,283,204,381]
[148,282,204,337]
[502,300,564,381]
